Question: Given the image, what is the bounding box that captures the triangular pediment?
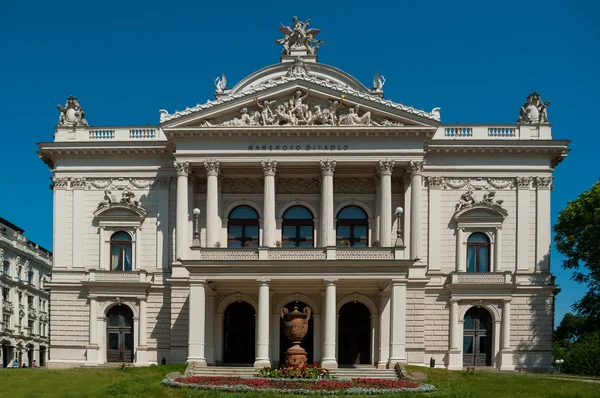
[161,79,440,129]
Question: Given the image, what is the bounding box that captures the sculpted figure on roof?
[57,95,88,127]
[276,16,324,55]
[518,92,550,124]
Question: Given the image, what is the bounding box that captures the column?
[72,178,85,268]
[456,227,465,272]
[86,298,99,364]
[261,160,277,247]
[448,299,462,370]
[378,159,395,247]
[388,281,406,364]
[155,177,171,269]
[255,279,271,367]
[408,161,424,260]
[320,160,336,247]
[137,298,149,364]
[204,160,220,248]
[377,292,390,368]
[187,280,207,366]
[374,175,381,244]
[494,227,502,272]
[174,161,190,260]
[500,299,514,370]
[52,178,68,268]
[321,279,338,368]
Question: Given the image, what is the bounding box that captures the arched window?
[228,206,259,248]
[110,231,132,271]
[336,206,368,247]
[467,233,490,272]
[282,206,314,248]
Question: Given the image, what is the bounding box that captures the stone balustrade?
[194,247,405,261]
[87,270,152,283]
[54,126,167,142]
[450,272,513,285]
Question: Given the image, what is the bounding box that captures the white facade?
[39,24,569,370]
[0,218,51,367]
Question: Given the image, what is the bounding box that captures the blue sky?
[1,1,598,324]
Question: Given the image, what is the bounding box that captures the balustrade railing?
[193,246,405,261]
[438,125,522,140]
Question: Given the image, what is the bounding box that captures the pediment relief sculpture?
[454,190,506,215]
[199,90,405,127]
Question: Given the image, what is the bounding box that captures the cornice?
[164,126,437,142]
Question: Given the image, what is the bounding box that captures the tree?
[553,179,600,325]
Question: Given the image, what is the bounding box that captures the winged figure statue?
[276,16,324,55]
[214,73,227,93]
[373,72,386,92]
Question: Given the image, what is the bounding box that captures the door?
[106,306,134,363]
[39,346,46,367]
[338,302,371,365]
[223,301,255,364]
[2,344,11,368]
[463,307,492,366]
[27,346,34,368]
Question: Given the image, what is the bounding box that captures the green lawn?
[0,364,597,397]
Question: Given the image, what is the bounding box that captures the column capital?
[449,298,460,303]
[323,279,337,286]
[319,159,336,176]
[257,278,271,285]
[378,159,395,176]
[261,160,278,177]
[502,298,512,303]
[174,161,190,177]
[535,176,553,189]
[71,177,87,190]
[408,160,425,176]
[516,176,533,189]
[189,277,207,286]
[204,159,220,177]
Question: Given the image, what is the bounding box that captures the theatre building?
[38,19,569,371]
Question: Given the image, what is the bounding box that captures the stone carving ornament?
[221,178,264,194]
[261,160,278,176]
[408,160,424,174]
[535,177,553,188]
[214,73,227,93]
[276,16,324,56]
[319,159,336,175]
[276,178,320,194]
[455,190,504,212]
[426,177,517,190]
[204,160,220,176]
[57,95,88,127]
[96,190,116,210]
[334,178,377,194]
[516,177,533,188]
[518,92,550,124]
[378,159,395,176]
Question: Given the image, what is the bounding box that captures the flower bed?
[257,365,332,379]
[162,375,436,394]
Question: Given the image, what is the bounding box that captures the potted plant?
[274,241,282,247]
[214,241,221,248]
[244,240,253,248]
[340,239,350,247]
[372,240,380,247]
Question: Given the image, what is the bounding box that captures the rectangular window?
[111,245,121,271]
[2,260,8,275]
[28,320,34,331]
[28,296,34,308]
[1,287,8,301]
[463,336,474,354]
[467,246,476,272]
[3,314,10,330]
[123,246,132,271]
[28,270,34,285]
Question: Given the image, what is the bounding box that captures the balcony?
[192,246,406,261]
[87,270,153,283]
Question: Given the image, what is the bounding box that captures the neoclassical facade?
[38,19,569,370]
[0,217,51,368]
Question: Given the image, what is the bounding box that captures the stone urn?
[281,306,311,367]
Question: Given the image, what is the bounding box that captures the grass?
[0,364,597,397]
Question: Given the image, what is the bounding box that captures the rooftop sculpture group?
[518,92,550,124]
[57,95,88,127]
[276,16,324,55]
[200,89,402,127]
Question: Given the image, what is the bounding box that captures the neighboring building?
[0,217,51,368]
[38,18,569,371]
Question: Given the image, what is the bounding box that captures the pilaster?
[388,280,407,365]
[262,160,277,247]
[516,177,533,272]
[204,160,220,248]
[174,161,190,260]
[535,177,552,271]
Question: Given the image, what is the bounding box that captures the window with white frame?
[110,231,133,271]
[466,233,491,272]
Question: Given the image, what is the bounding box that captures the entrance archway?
[279,301,314,365]
[27,344,34,368]
[223,301,255,364]
[106,305,134,363]
[1,342,12,368]
[463,307,492,366]
[338,302,371,365]
[39,346,46,367]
